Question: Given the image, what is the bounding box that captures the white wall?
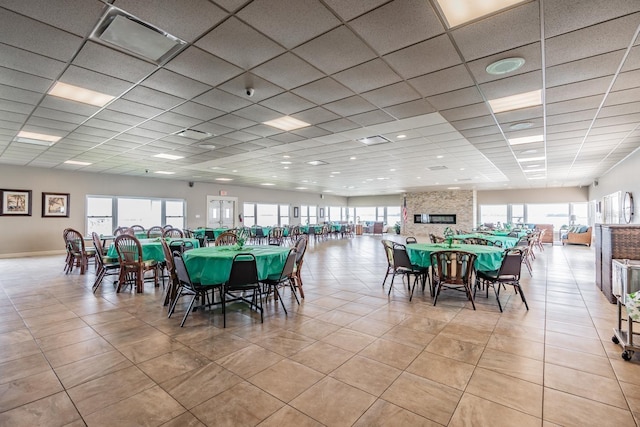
[478,187,588,204]
[0,165,346,256]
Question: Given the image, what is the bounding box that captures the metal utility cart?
[611,259,640,361]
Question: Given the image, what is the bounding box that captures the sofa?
[562,226,593,246]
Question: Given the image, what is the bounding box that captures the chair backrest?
[113,226,129,236]
[227,253,259,290]
[276,249,297,280]
[430,251,477,285]
[254,227,265,238]
[308,226,316,236]
[130,225,145,232]
[124,227,135,236]
[169,239,195,253]
[381,240,395,268]
[498,248,524,279]
[507,231,519,238]
[114,234,142,264]
[294,235,308,263]
[163,228,184,238]
[147,226,164,238]
[160,239,175,273]
[215,231,238,246]
[91,232,106,268]
[406,236,418,244]
[163,224,173,230]
[65,228,85,254]
[392,243,413,269]
[430,234,445,243]
[236,227,251,240]
[172,250,196,290]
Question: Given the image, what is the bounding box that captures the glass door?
[207,196,237,228]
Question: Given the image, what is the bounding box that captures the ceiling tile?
[384,35,461,79]
[211,114,257,129]
[294,26,377,74]
[0,44,66,80]
[193,89,252,113]
[333,59,402,93]
[292,78,354,105]
[171,102,224,121]
[467,43,542,84]
[349,0,444,55]
[321,0,388,21]
[260,92,315,115]
[479,70,542,100]
[165,47,242,87]
[361,82,422,108]
[291,107,341,125]
[384,100,436,119]
[218,73,284,103]
[141,69,210,99]
[348,110,395,127]
[122,86,184,110]
[324,96,376,116]
[232,104,282,122]
[544,0,640,38]
[546,76,612,104]
[427,86,484,110]
[409,65,475,97]
[72,41,156,84]
[546,51,624,87]
[451,1,541,62]
[252,53,324,90]
[237,0,340,49]
[0,67,52,94]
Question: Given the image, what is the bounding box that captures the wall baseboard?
[0,250,65,259]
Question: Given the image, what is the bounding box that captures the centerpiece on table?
[236,236,246,250]
[443,226,454,248]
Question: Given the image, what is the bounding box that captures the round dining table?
[182,245,290,285]
[406,243,505,272]
[106,238,201,262]
[454,233,519,248]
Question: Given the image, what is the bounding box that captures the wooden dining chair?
[147,226,164,238]
[64,228,96,274]
[162,228,184,238]
[292,236,308,298]
[430,250,477,310]
[114,234,158,293]
[215,231,237,246]
[130,224,145,233]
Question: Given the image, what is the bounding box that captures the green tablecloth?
[107,238,201,262]
[182,245,290,285]
[300,224,341,234]
[489,231,528,238]
[454,234,518,248]
[192,228,229,239]
[406,243,504,272]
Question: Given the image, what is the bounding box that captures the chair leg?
[180,294,198,327]
[517,284,529,310]
[93,267,105,293]
[168,285,184,318]
[492,283,503,312]
[273,286,288,315]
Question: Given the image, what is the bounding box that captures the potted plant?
[443,226,454,248]
[394,221,401,234]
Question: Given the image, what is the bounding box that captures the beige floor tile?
[191,381,283,427]
[465,367,542,417]
[406,351,475,390]
[353,399,440,426]
[620,381,640,414]
[290,377,377,427]
[425,334,485,365]
[138,348,210,384]
[381,372,462,425]
[44,336,114,368]
[0,391,81,427]
[0,329,36,345]
[216,344,284,378]
[36,326,102,352]
[159,412,206,427]
[22,311,79,328]
[438,323,493,346]
[187,332,251,360]
[477,348,543,384]
[346,317,395,337]
[321,328,376,352]
[545,330,606,356]
[249,359,324,402]
[0,353,51,384]
[449,393,541,427]
[316,309,363,326]
[330,355,401,396]
[381,325,436,349]
[543,387,636,426]
[610,358,640,386]
[398,315,448,335]
[67,365,155,416]
[257,405,324,427]
[0,369,63,412]
[54,350,133,389]
[80,309,136,326]
[486,333,545,360]
[83,385,186,427]
[544,345,615,378]
[0,339,41,365]
[546,319,600,339]
[544,362,627,409]
[255,330,315,357]
[288,318,341,340]
[161,362,243,409]
[358,338,422,369]
[102,324,167,348]
[290,341,355,374]
[117,334,186,364]
[27,317,88,339]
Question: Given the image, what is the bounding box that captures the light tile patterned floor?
[0,236,639,426]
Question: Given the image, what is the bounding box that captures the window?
[87,197,113,236]
[243,203,255,226]
[86,196,184,235]
[387,206,401,226]
[346,207,354,223]
[329,206,342,222]
[511,204,524,225]
[480,205,507,226]
[527,203,569,230]
[165,200,185,229]
[356,207,376,222]
[571,202,588,225]
[279,204,289,226]
[256,203,278,226]
[309,205,317,225]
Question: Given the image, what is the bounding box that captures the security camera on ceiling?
[246,87,254,97]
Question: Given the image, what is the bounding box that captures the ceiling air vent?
[357,135,391,146]
[90,6,186,64]
[427,166,448,171]
[175,129,212,140]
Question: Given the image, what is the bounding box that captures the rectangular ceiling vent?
[307,160,328,166]
[427,165,448,171]
[175,129,212,140]
[357,135,391,146]
[90,6,186,64]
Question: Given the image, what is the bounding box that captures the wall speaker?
[593,180,599,187]
[188,181,194,187]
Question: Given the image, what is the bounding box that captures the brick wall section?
[404,190,476,239]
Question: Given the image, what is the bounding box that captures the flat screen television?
[413,214,456,224]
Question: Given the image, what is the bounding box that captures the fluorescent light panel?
[64,160,92,166]
[215,178,233,181]
[15,131,61,146]
[263,116,310,131]
[488,89,542,113]
[509,135,544,145]
[155,171,175,175]
[48,82,114,107]
[154,153,183,160]
[435,0,526,27]
[523,168,546,173]
[517,156,546,162]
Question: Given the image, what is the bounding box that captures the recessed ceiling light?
[155,171,175,175]
[283,155,290,158]
[524,168,546,173]
[154,153,183,160]
[332,171,340,174]
[215,178,233,181]
[280,161,292,164]
[517,156,546,162]
[323,190,333,193]
[436,155,444,159]
[14,131,61,146]
[232,170,237,173]
[521,149,538,154]
[329,175,334,178]
[528,176,546,180]
[91,8,186,64]
[486,57,526,75]
[488,90,542,113]
[390,169,396,172]
[509,135,543,145]
[261,183,275,186]
[350,156,356,160]
[198,144,216,150]
[210,166,225,170]
[435,0,527,28]
[448,187,461,190]
[358,135,391,145]
[295,187,307,190]
[396,134,407,139]
[526,164,541,168]
[263,116,310,131]
[48,82,114,107]
[307,160,327,166]
[283,166,289,169]
[460,168,465,171]
[64,160,92,166]
[510,122,534,130]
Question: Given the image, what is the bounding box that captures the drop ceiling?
[1,0,639,196]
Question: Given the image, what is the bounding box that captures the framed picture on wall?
[293,206,299,218]
[0,189,32,216]
[42,192,70,217]
[319,208,325,218]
